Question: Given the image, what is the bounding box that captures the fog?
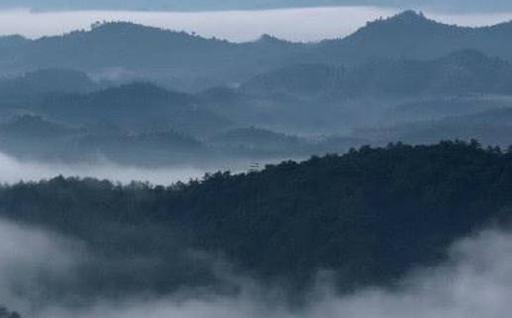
[0,220,85,312]
[1,216,512,318]
[1,7,512,42]
[0,151,207,185]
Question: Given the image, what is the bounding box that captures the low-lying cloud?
[308,228,512,318]
[0,151,207,185]
[1,7,512,42]
[2,215,512,318]
[0,220,84,312]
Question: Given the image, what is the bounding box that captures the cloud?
[1,216,511,318]
[0,7,512,42]
[1,0,512,13]
[0,151,206,185]
[306,228,512,318]
[0,219,85,312]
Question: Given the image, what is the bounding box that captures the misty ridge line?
[4,47,512,169]
[0,150,206,185]
[0,7,511,42]
[1,6,397,42]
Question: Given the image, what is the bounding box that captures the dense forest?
[1,141,511,303]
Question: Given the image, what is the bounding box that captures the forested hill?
[3,11,512,90]
[239,50,512,99]
[1,141,512,299]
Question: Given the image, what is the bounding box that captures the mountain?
[386,95,512,124]
[239,63,345,99]
[0,114,77,138]
[208,127,309,157]
[3,12,512,90]
[0,68,102,120]
[2,50,510,144]
[342,49,512,97]
[36,82,231,136]
[0,115,81,161]
[0,68,98,97]
[240,49,512,98]
[358,107,512,147]
[0,113,211,164]
[0,22,304,90]
[202,50,512,134]
[316,10,512,64]
[1,141,511,300]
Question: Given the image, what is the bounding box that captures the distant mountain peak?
[91,21,142,30]
[89,21,164,35]
[360,10,439,30]
[255,34,289,45]
[393,10,427,22]
[372,10,442,28]
[88,21,201,39]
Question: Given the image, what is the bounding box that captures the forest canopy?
[1,140,511,300]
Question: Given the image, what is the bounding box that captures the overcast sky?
[0,0,510,12]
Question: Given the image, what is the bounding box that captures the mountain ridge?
[2,12,512,90]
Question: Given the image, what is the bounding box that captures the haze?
[1,3,512,318]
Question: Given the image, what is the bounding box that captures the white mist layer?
[1,215,512,318]
[0,7,512,42]
[0,220,84,311]
[308,228,512,318]
[0,151,207,185]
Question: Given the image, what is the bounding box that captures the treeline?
[1,141,512,298]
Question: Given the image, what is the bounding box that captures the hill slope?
[3,12,512,89]
[316,10,512,64]
[1,141,511,300]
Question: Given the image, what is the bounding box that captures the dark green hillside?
[1,141,511,298]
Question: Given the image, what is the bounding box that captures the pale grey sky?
[0,0,511,12]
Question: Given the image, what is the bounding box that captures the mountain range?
[2,11,512,91]
[2,43,512,165]
[1,11,512,166]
